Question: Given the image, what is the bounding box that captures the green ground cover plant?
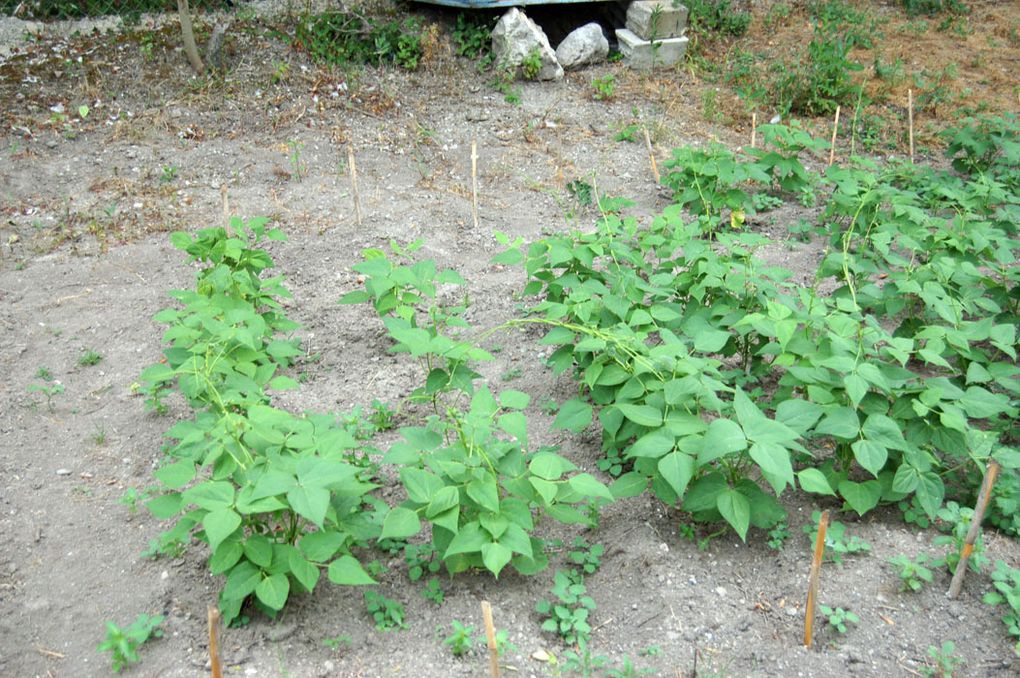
[97,613,164,673]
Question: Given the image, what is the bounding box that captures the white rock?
[555,23,609,70]
[491,8,563,81]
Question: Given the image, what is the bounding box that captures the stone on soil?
[555,23,609,70]
[626,0,689,40]
[615,28,689,70]
[491,8,563,81]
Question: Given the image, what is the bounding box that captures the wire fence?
[2,1,229,20]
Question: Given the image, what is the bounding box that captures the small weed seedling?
[804,511,871,565]
[78,348,103,367]
[567,538,605,576]
[364,590,407,631]
[932,502,988,574]
[322,634,352,650]
[614,122,641,143]
[287,140,306,180]
[819,605,859,634]
[520,48,543,80]
[92,423,108,446]
[767,522,790,550]
[921,640,965,678]
[35,366,53,380]
[421,578,444,605]
[889,554,934,592]
[159,165,178,184]
[97,613,164,673]
[559,637,610,676]
[537,570,596,645]
[27,377,64,412]
[983,560,1020,653]
[119,487,153,514]
[592,74,616,101]
[443,620,476,657]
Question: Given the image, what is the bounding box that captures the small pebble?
[56,468,71,476]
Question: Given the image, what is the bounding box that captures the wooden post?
[177,0,205,74]
[947,461,1001,598]
[828,106,841,166]
[908,89,915,163]
[208,605,222,678]
[471,139,479,229]
[751,112,757,149]
[643,128,660,184]
[348,147,362,226]
[481,601,500,678]
[804,510,829,647]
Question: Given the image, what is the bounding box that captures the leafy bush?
[687,0,751,37]
[294,10,424,70]
[901,0,968,17]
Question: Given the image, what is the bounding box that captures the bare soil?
[1,2,1018,677]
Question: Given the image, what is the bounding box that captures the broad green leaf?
[268,376,300,391]
[861,414,908,452]
[797,468,835,496]
[657,451,694,498]
[327,555,376,585]
[467,478,500,513]
[616,403,662,427]
[146,492,184,519]
[852,439,888,477]
[892,463,920,494]
[255,573,290,611]
[223,561,261,601]
[568,473,614,500]
[299,531,346,562]
[914,471,945,518]
[552,399,593,434]
[838,479,882,516]
[499,390,531,410]
[609,472,648,499]
[154,460,196,489]
[815,407,860,440]
[338,290,371,305]
[960,386,1011,419]
[183,481,235,511]
[529,452,576,481]
[843,373,869,407]
[748,442,794,494]
[529,477,559,505]
[716,489,751,540]
[287,551,320,592]
[203,508,241,552]
[209,540,243,574]
[699,419,745,465]
[243,534,273,568]
[426,486,460,518]
[401,468,444,505]
[627,430,675,459]
[775,399,823,435]
[481,542,513,577]
[380,507,422,541]
[445,522,490,557]
[287,485,330,528]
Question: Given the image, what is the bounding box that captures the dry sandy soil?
[0,1,1018,677]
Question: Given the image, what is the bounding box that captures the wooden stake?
[347,146,362,226]
[908,89,915,163]
[751,112,757,149]
[828,106,841,166]
[643,128,660,184]
[471,139,479,229]
[207,605,222,678]
[220,185,229,227]
[803,510,829,648]
[948,461,1001,598]
[481,600,500,678]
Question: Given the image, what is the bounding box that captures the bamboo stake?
[751,112,757,149]
[481,601,500,678]
[828,106,841,166]
[908,89,915,163]
[471,139,479,229]
[947,461,1001,598]
[643,128,660,184]
[347,147,362,226]
[208,605,222,678]
[804,510,829,647]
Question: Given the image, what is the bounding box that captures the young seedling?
[536,570,595,645]
[803,511,871,565]
[97,613,164,673]
[889,554,934,592]
[78,348,103,366]
[819,605,859,634]
[443,620,477,657]
[921,640,965,678]
[364,590,407,631]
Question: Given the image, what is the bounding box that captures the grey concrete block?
[616,28,689,70]
[626,1,688,41]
